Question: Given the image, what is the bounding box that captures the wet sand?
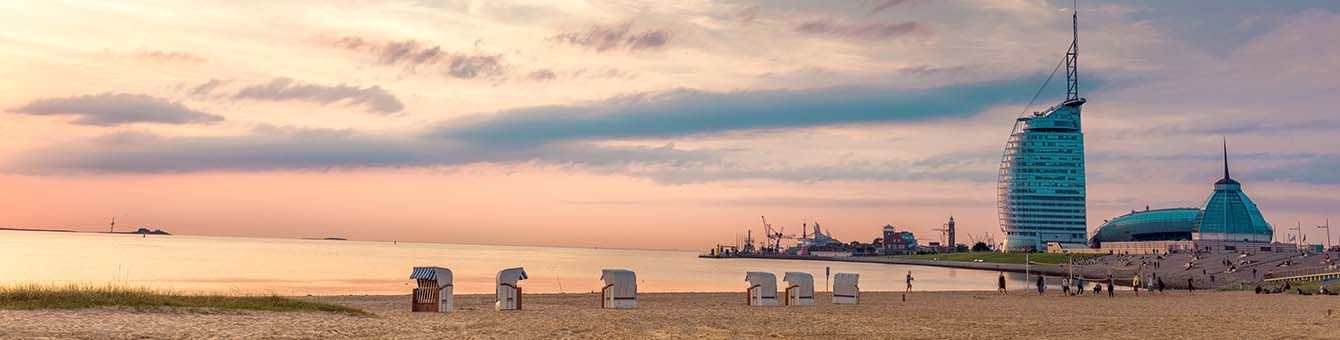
[3,291,1338,339]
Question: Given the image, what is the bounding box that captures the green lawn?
[886,252,1104,265]
[0,284,367,315]
[1262,280,1340,294]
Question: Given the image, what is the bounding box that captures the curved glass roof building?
[997,11,1087,252]
[1090,208,1198,247]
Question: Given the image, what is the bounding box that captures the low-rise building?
[880,225,918,255]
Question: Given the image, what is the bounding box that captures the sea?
[0,230,1029,295]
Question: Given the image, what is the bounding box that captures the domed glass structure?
[1192,142,1273,242]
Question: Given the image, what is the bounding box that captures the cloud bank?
[870,0,919,14]
[431,77,1040,145]
[4,77,1051,180]
[7,127,720,174]
[795,20,927,40]
[232,78,405,114]
[8,93,222,126]
[331,37,505,79]
[550,22,671,52]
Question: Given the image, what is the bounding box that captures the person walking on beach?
[1131,274,1140,296]
[1107,276,1115,298]
[1076,277,1085,296]
[1187,278,1195,294]
[1061,276,1071,296]
[1036,275,1046,296]
[906,271,914,293]
[1157,277,1165,293]
[998,272,1007,294]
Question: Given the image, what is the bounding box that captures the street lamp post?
[1289,222,1302,248]
[1318,218,1331,251]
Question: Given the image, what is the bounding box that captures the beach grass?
[887,252,1105,265]
[0,284,368,315]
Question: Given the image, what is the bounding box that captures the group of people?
[996,271,1174,296]
[1254,281,1340,295]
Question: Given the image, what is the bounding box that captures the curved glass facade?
[997,99,1087,252]
[1090,208,1198,247]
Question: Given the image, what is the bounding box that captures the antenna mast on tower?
[1064,3,1079,101]
[1223,137,1232,180]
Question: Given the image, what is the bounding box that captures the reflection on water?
[0,230,1030,295]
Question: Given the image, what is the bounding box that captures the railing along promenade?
[1264,266,1340,283]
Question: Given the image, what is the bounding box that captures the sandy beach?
[3,291,1338,339]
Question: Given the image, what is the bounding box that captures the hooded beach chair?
[495,267,528,311]
[600,269,637,309]
[409,266,453,312]
[782,272,815,306]
[832,273,859,304]
[745,272,779,306]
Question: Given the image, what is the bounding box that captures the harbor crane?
[761,216,798,254]
[967,232,997,249]
[932,226,949,245]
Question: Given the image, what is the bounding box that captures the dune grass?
[0,284,368,315]
[888,252,1105,265]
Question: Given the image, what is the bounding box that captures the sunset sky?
[2,0,1338,250]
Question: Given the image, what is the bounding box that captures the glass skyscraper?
[997,99,1088,251]
[997,10,1088,252]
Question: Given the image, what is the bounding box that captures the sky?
[2,0,1339,250]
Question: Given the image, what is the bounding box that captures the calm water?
[0,230,1029,295]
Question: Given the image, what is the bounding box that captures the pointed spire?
[1216,137,1239,185]
[1222,137,1232,180]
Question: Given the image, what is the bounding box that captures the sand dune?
[3,291,1339,339]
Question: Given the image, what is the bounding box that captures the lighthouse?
[947,216,956,251]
